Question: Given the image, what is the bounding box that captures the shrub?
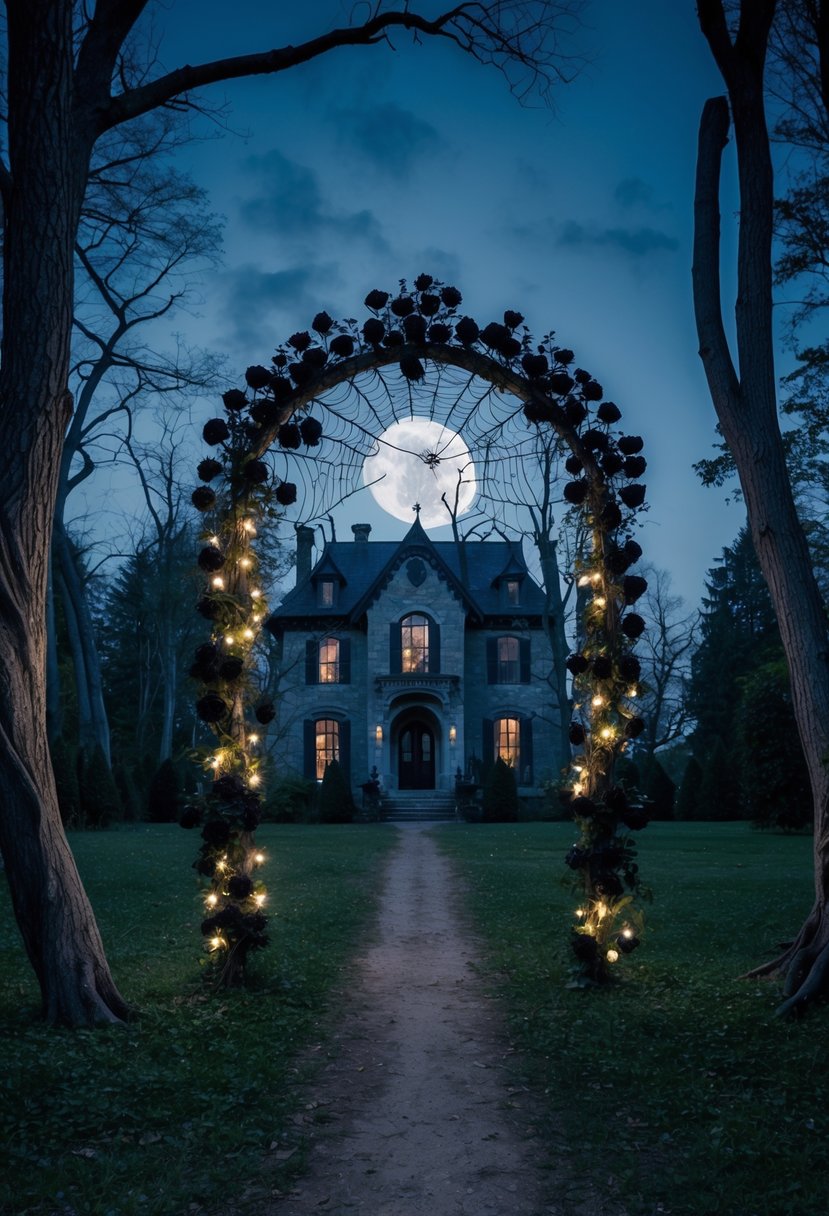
[675,756,704,820]
[644,759,676,820]
[316,759,356,824]
[263,774,317,823]
[481,757,518,823]
[77,745,122,829]
[147,758,181,823]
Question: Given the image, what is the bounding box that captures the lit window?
[315,718,339,780]
[495,717,520,769]
[505,580,520,605]
[318,637,340,684]
[401,614,430,673]
[497,636,520,683]
[320,580,334,607]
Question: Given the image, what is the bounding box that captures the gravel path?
[273,824,617,1216]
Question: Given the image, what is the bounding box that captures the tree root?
[774,941,829,1017]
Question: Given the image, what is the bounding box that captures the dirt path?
[273,824,612,1216]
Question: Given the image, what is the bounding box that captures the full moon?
[363,419,477,529]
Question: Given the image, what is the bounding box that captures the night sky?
[111,1,757,606]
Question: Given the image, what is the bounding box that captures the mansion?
[265,515,558,798]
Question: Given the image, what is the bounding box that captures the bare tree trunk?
[538,541,574,775]
[45,557,62,744]
[695,0,829,1014]
[53,522,111,763]
[0,2,128,1024]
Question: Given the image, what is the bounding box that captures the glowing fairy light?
[606,949,619,963]
[209,535,220,546]
[248,772,261,788]
[240,557,252,570]
[206,893,218,908]
[242,518,256,535]
[209,935,224,951]
[248,734,259,746]
[253,852,265,865]
[211,576,225,590]
[594,596,606,608]
[592,694,604,708]
[250,589,262,600]
[242,628,254,640]
[254,893,266,907]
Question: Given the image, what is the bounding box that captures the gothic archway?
[185,275,650,987]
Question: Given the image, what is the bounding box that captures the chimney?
[351,523,372,543]
[295,525,314,584]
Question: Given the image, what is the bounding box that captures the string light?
[209,935,224,951]
[253,852,265,865]
[209,535,220,546]
[606,948,619,963]
[248,734,259,746]
[254,893,266,907]
[248,773,261,788]
[594,596,606,608]
[242,518,256,535]
[600,726,615,741]
[242,628,254,640]
[211,576,225,590]
[250,589,262,600]
[592,694,604,708]
[240,557,252,569]
[206,893,218,907]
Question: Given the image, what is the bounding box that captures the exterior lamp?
[375,724,383,744]
[449,725,457,744]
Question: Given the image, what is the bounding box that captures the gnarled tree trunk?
[0,1,128,1024]
[694,0,829,1015]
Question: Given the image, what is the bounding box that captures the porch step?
[381,791,457,823]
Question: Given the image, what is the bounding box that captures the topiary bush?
[263,774,316,823]
[316,759,356,824]
[482,757,519,823]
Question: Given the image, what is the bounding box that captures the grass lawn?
[435,820,826,1216]
[0,823,397,1216]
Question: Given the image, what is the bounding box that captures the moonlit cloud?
[220,263,336,348]
[238,149,387,247]
[614,177,657,209]
[557,219,679,258]
[332,102,443,177]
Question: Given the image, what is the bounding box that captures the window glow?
[315,718,340,780]
[319,636,340,683]
[401,614,430,673]
[494,716,520,769]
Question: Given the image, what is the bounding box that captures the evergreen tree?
[482,757,519,823]
[697,737,742,821]
[675,756,704,821]
[735,659,812,831]
[687,528,781,759]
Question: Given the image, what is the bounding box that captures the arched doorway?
[398,721,435,790]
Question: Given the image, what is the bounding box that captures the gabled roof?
[266,517,546,630]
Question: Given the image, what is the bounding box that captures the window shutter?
[520,638,531,684]
[430,619,441,674]
[389,621,402,674]
[339,637,351,684]
[482,718,494,769]
[339,719,351,782]
[520,717,534,785]
[303,719,316,779]
[486,637,498,684]
[305,639,318,685]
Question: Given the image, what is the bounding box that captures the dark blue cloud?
[614,177,656,209]
[220,262,336,349]
[239,150,386,247]
[332,102,442,178]
[558,220,678,257]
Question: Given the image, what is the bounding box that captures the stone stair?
[381,790,457,823]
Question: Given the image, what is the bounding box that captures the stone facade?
[266,517,558,797]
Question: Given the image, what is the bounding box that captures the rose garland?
[183,274,650,987]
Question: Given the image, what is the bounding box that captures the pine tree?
[735,659,812,830]
[697,737,742,821]
[78,745,122,829]
[147,759,181,823]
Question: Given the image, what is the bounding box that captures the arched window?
[303,717,351,781]
[494,716,521,769]
[401,613,430,673]
[318,637,340,683]
[314,719,339,779]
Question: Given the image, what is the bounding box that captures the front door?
[398,724,435,790]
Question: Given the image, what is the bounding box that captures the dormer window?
[319,579,335,607]
[506,579,520,606]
